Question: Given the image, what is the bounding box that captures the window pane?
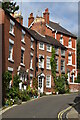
[21,50,24,63]
[9,43,13,59]
[46,57,51,69]
[46,75,51,88]
[10,23,14,33]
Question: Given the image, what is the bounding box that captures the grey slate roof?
[28,29,66,50]
[48,21,77,38]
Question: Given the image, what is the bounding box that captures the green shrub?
[13,74,21,88]
[18,90,30,101]
[2,71,12,105]
[33,77,38,89]
[55,75,69,94]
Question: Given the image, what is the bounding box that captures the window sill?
[30,67,34,71]
[21,40,25,44]
[39,67,44,69]
[61,55,65,58]
[39,48,44,51]
[47,50,51,53]
[46,68,51,70]
[67,64,72,66]
[8,58,14,63]
[46,86,51,88]
[9,31,15,37]
[20,63,25,67]
[31,47,34,50]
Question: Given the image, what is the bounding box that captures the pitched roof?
[28,29,66,50]
[48,21,77,38]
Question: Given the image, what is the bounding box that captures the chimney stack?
[11,12,23,25]
[28,13,34,27]
[43,8,49,24]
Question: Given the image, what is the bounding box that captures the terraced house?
[28,8,78,92]
[1,7,78,94]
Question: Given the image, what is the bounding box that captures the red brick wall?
[36,41,67,93]
[69,83,80,92]
[2,12,36,82]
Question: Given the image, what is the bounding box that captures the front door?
[38,76,44,93]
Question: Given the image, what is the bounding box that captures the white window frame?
[47,44,52,52]
[31,41,34,49]
[39,42,44,50]
[68,37,72,48]
[61,50,65,56]
[46,75,51,88]
[8,67,13,72]
[31,37,34,41]
[9,19,15,36]
[61,60,65,72]
[46,56,51,70]
[60,37,63,45]
[68,54,72,65]
[30,56,33,70]
[8,40,14,61]
[55,48,59,55]
[39,54,44,69]
[21,33,25,44]
[21,47,25,65]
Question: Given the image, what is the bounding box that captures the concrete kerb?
[0,97,39,115]
[66,101,80,119]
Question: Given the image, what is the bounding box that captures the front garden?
[2,71,38,106]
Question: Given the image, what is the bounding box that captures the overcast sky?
[16,2,78,36]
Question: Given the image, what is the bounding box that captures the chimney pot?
[43,8,49,24]
[45,8,49,12]
[30,13,33,17]
[28,13,34,27]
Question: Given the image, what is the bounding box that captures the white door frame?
[38,73,45,94]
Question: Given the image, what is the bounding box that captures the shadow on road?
[73,95,80,115]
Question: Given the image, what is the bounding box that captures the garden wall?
[69,83,80,92]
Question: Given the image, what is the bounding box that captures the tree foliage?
[55,75,69,94]
[77,39,80,83]
[77,39,80,69]
[13,74,21,88]
[2,71,12,91]
[2,1,19,13]
[50,47,69,93]
[33,77,38,89]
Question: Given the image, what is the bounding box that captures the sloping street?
[2,93,78,118]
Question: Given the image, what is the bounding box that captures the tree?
[76,38,80,83]
[77,39,80,70]
[2,1,19,13]
[50,47,56,82]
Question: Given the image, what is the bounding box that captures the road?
[2,93,78,118]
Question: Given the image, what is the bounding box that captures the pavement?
[67,96,80,120]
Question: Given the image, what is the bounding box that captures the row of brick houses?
[1,8,79,94]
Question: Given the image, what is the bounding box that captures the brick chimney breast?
[28,13,34,27]
[43,8,49,24]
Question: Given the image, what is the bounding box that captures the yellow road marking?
[58,106,72,120]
